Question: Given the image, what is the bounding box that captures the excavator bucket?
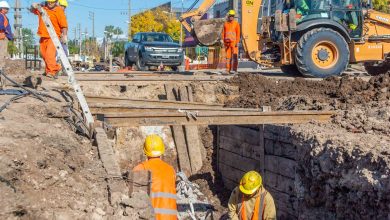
[193,18,225,46]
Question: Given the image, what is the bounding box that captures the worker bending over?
[222,10,240,74]
[133,134,178,220]
[0,1,12,70]
[228,171,276,220]
[31,0,68,78]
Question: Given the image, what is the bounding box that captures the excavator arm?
[181,0,268,64]
[180,0,225,46]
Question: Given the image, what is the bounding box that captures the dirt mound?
[0,96,146,219]
[227,73,390,110]
[227,73,390,135]
[3,59,30,75]
[292,124,390,219]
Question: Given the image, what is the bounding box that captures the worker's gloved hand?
[60,35,68,44]
[31,3,39,9]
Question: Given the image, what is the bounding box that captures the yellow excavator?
[180,0,390,77]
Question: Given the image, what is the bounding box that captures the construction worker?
[295,0,310,21]
[58,0,67,10]
[0,1,12,69]
[228,171,276,220]
[57,0,68,56]
[222,9,240,74]
[31,0,68,78]
[133,134,177,220]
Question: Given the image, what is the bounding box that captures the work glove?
[31,3,39,9]
[60,35,68,45]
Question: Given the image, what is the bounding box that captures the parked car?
[124,32,183,71]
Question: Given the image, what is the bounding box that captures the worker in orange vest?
[228,171,276,220]
[0,1,12,70]
[31,0,68,79]
[133,134,178,220]
[222,9,240,74]
[58,0,69,56]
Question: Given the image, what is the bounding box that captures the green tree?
[7,41,19,56]
[104,25,123,39]
[373,0,390,13]
[112,41,126,57]
[22,28,35,48]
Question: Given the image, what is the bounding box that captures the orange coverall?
[133,158,178,220]
[222,20,240,72]
[33,6,68,76]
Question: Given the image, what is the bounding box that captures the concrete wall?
[218,125,298,219]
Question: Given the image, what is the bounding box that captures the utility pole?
[180,0,183,47]
[89,11,95,39]
[78,23,81,56]
[128,0,131,40]
[14,0,23,59]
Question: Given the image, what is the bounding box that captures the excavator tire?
[295,28,350,78]
[364,62,390,76]
[280,65,301,76]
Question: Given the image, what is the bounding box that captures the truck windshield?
[141,34,173,43]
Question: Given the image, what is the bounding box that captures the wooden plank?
[103,111,333,126]
[219,136,260,160]
[265,139,296,160]
[219,125,260,146]
[259,125,265,179]
[180,86,203,174]
[218,163,246,186]
[129,170,151,195]
[86,95,224,107]
[94,127,129,205]
[264,170,295,195]
[222,176,238,190]
[165,84,192,176]
[265,155,296,179]
[218,148,260,171]
[267,188,298,217]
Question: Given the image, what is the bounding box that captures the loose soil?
[226,72,390,219]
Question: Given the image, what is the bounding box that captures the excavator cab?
[182,0,390,77]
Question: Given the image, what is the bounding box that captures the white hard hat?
[0,1,10,9]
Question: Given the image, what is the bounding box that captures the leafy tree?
[373,0,390,13]
[112,41,126,57]
[22,28,35,48]
[7,41,19,56]
[130,8,181,41]
[104,25,123,39]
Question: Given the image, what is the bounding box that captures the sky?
[6,0,201,41]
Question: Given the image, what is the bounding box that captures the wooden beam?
[101,110,333,126]
[165,85,192,176]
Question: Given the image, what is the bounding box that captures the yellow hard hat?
[239,171,262,195]
[58,0,68,7]
[144,134,165,157]
[228,10,235,16]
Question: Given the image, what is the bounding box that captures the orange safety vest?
[238,191,267,220]
[0,13,9,40]
[133,158,177,220]
[222,20,240,44]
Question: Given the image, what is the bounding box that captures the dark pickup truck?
[124,32,183,71]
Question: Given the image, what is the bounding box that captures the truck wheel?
[171,66,179,71]
[295,28,349,78]
[364,62,390,76]
[136,56,146,71]
[124,54,132,67]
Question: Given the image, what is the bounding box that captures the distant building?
[213,0,242,23]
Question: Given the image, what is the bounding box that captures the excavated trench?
[79,72,390,219]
